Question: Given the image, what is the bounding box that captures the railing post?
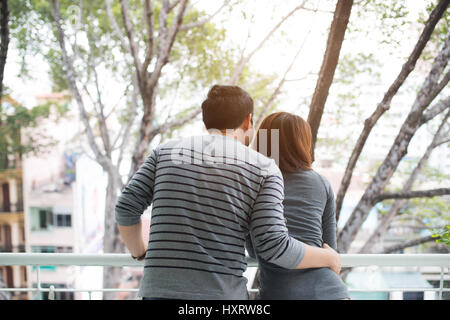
[439,267,444,300]
[36,265,41,300]
[49,285,55,300]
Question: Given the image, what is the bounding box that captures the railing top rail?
[0,253,449,267]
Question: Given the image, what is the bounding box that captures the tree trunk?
[337,35,450,253]
[0,0,9,106]
[334,0,449,220]
[307,0,353,160]
[129,86,158,179]
[52,0,128,299]
[102,170,126,300]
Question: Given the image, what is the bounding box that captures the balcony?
[0,245,26,253]
[0,202,24,214]
[0,167,22,179]
[0,253,448,300]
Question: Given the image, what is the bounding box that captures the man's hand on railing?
[323,243,341,275]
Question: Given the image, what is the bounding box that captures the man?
[115,85,341,300]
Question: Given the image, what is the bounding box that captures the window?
[39,209,53,230]
[56,246,73,253]
[30,207,53,231]
[31,246,73,253]
[403,291,424,300]
[31,246,56,253]
[55,214,72,227]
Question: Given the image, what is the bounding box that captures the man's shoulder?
[153,135,281,177]
[237,144,281,178]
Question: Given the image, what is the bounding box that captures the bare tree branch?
[229,0,308,85]
[359,109,450,253]
[420,68,450,123]
[254,24,313,128]
[142,0,154,75]
[335,0,449,221]
[148,0,189,86]
[179,0,231,31]
[51,0,109,168]
[151,107,202,138]
[105,0,131,53]
[119,0,142,80]
[166,0,189,57]
[86,36,112,156]
[284,72,316,82]
[117,75,139,174]
[436,136,450,146]
[169,0,182,12]
[129,0,190,177]
[338,32,450,253]
[382,235,440,254]
[372,188,450,204]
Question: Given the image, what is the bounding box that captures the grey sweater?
[250,169,349,300]
[115,134,306,300]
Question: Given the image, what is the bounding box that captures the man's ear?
[241,114,253,131]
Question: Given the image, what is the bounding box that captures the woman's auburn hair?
[256,112,312,172]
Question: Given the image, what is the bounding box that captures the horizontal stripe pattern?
[115,134,305,299]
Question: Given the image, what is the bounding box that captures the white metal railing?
[0,253,449,300]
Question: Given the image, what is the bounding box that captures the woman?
[250,111,349,300]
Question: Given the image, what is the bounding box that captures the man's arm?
[249,173,341,274]
[115,149,158,257]
[118,222,147,258]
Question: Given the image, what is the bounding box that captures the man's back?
[115,134,305,299]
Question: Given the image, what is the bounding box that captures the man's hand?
[295,242,342,273]
[323,243,341,275]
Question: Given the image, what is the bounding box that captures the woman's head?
[256,112,312,172]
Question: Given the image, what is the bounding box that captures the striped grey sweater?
[115,134,305,299]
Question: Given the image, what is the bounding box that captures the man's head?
[201,85,254,145]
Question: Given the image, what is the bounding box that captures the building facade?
[0,145,27,300]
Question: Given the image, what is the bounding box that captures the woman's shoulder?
[302,170,333,194]
[283,169,328,189]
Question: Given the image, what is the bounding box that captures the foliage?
[349,0,409,49]
[0,93,69,167]
[418,0,450,61]
[431,221,450,246]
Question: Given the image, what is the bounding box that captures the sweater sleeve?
[115,149,157,226]
[249,172,305,269]
[321,181,337,250]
